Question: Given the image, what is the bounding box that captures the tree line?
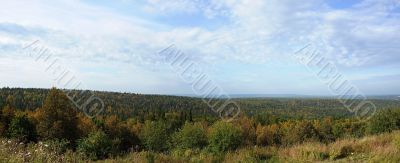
[1,87,400,160]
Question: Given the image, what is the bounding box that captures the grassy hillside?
[1,131,399,162]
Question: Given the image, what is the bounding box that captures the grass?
[279,131,400,162]
[1,131,400,162]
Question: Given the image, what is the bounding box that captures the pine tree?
[35,88,79,142]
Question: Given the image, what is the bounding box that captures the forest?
[1,87,400,162]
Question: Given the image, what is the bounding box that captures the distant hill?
[180,93,400,100]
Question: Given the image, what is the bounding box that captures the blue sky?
[0,0,399,95]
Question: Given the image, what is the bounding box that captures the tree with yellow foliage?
[35,88,79,142]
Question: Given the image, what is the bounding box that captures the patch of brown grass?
[279,142,329,162]
[276,131,400,162]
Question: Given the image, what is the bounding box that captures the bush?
[7,114,37,142]
[293,121,320,143]
[171,122,207,150]
[77,130,112,160]
[236,116,257,145]
[367,109,400,134]
[280,120,320,145]
[333,119,366,138]
[256,124,281,146]
[140,121,169,152]
[208,121,242,153]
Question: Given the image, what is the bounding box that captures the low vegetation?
[1,131,400,162]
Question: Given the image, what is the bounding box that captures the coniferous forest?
[2,0,400,162]
[1,87,400,162]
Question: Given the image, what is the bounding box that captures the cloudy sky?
[0,0,399,95]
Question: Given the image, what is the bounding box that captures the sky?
[0,0,399,95]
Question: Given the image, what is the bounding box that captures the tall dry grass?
[1,131,400,162]
[277,131,400,162]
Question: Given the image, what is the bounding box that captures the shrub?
[207,121,242,153]
[140,120,169,152]
[333,119,366,138]
[236,116,257,145]
[77,130,112,160]
[7,114,37,142]
[103,119,141,152]
[315,117,335,143]
[281,120,320,145]
[293,121,320,143]
[367,109,400,134]
[171,122,207,150]
[256,124,281,146]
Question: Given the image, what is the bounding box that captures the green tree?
[171,122,207,149]
[140,120,169,151]
[7,114,37,142]
[77,130,112,160]
[208,121,242,153]
[35,88,79,142]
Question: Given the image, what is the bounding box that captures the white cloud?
[0,0,399,94]
[142,0,231,18]
[2,0,397,67]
